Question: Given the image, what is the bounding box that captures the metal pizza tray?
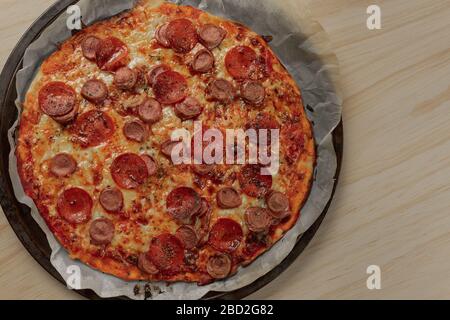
[0,0,343,300]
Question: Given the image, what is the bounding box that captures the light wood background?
[0,0,449,300]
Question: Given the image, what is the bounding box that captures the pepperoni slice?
[244,207,273,233]
[209,218,243,253]
[217,187,242,209]
[238,165,273,198]
[141,155,158,176]
[175,226,198,249]
[166,18,198,53]
[99,187,124,213]
[57,188,93,224]
[207,254,232,279]
[241,81,265,105]
[96,37,129,72]
[199,24,226,50]
[72,110,115,148]
[166,187,201,223]
[39,82,77,117]
[146,64,171,87]
[192,49,214,73]
[174,97,203,120]
[155,23,170,47]
[266,191,290,219]
[111,153,149,189]
[114,67,137,90]
[81,79,108,105]
[138,253,159,275]
[153,71,188,105]
[282,123,305,165]
[148,233,184,273]
[81,35,101,61]
[49,153,77,177]
[138,97,162,124]
[123,120,148,143]
[225,46,258,79]
[89,218,115,245]
[206,79,235,103]
[246,113,279,131]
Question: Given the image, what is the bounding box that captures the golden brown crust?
[16,1,315,284]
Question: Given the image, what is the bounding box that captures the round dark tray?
[0,0,343,300]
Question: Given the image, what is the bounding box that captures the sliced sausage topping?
[81,35,101,61]
[166,187,201,223]
[244,207,273,233]
[57,188,93,224]
[155,23,170,47]
[49,153,77,177]
[238,165,273,198]
[206,79,235,104]
[192,164,214,176]
[225,45,258,80]
[199,24,226,50]
[153,70,188,105]
[89,218,115,245]
[99,187,124,213]
[175,226,199,249]
[138,97,162,124]
[72,110,115,148]
[174,97,203,120]
[123,120,148,143]
[197,198,212,245]
[166,18,198,53]
[198,197,212,217]
[39,82,77,117]
[266,191,290,218]
[209,218,243,253]
[141,155,158,176]
[114,67,137,91]
[81,79,108,105]
[207,254,232,279]
[121,94,146,114]
[111,153,149,189]
[51,103,79,124]
[241,80,265,105]
[96,37,129,72]
[217,187,242,209]
[147,64,171,87]
[192,49,214,73]
[148,233,184,273]
[138,253,159,274]
[160,139,183,159]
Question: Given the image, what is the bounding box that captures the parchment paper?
[8,0,342,300]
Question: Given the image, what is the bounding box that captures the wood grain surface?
[0,0,449,300]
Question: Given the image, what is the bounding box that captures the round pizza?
[16,0,315,285]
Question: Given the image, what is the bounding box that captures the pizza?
[16,0,315,285]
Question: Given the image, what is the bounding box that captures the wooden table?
[1,0,449,300]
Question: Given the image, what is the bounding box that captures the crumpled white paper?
[8,0,342,300]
